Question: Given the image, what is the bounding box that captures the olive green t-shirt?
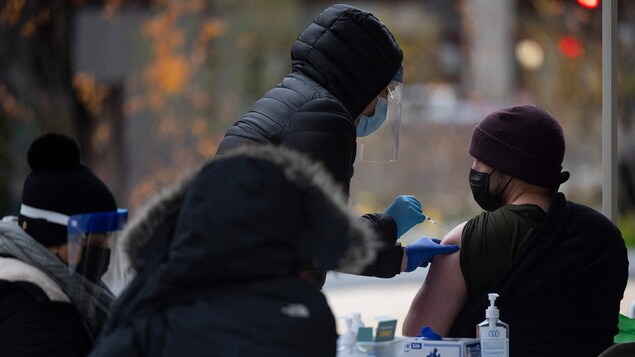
[460,204,546,298]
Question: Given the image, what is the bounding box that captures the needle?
[424,215,444,228]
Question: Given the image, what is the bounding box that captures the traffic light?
[558,36,584,58]
[577,0,599,9]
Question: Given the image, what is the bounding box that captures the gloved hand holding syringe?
[384,195,444,237]
[384,195,458,272]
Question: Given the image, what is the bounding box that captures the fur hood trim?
[120,144,379,276]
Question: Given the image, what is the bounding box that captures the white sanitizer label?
[479,326,509,357]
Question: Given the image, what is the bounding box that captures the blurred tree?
[0,0,302,210]
[123,0,303,208]
[0,0,155,212]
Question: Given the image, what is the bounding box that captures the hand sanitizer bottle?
[337,316,356,356]
[351,312,364,337]
[476,293,509,357]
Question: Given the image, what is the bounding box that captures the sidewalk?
[323,254,635,334]
[323,270,428,334]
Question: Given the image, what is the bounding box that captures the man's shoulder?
[464,204,542,240]
[562,199,617,227]
[565,199,602,216]
[562,200,622,237]
[466,205,523,224]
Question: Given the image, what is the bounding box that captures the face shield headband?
[66,209,128,284]
[19,204,128,283]
[356,66,403,162]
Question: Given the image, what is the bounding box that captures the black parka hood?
[119,144,379,291]
[95,146,373,356]
[291,4,403,118]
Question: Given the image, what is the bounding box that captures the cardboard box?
[401,337,481,357]
[355,340,402,357]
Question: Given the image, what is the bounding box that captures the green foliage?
[619,212,635,247]
[615,314,635,343]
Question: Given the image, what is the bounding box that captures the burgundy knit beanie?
[469,105,565,189]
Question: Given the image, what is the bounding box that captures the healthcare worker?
[0,133,127,356]
[216,4,458,285]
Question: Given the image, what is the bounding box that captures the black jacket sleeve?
[357,213,404,278]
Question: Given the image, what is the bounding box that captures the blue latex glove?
[404,237,460,272]
[384,195,425,238]
[419,326,442,340]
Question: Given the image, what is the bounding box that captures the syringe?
[423,213,444,228]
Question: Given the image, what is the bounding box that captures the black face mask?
[75,246,111,284]
[469,169,512,212]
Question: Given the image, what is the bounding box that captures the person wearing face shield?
[0,133,127,356]
[402,105,628,357]
[215,4,457,287]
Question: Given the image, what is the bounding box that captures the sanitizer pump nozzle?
[486,293,499,327]
[477,293,509,357]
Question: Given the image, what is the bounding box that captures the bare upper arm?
[402,222,468,337]
[441,221,464,246]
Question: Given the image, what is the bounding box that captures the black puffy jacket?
[216,4,405,279]
[90,145,379,357]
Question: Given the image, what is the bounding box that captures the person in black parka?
[216,4,457,285]
[89,145,382,357]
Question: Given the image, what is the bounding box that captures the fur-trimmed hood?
[119,144,379,288]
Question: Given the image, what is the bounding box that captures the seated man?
[402,105,629,357]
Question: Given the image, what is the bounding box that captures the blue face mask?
[357,97,388,137]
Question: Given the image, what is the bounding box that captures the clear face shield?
[356,66,403,162]
[66,209,128,287]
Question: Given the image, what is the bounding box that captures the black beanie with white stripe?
[18,133,117,248]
